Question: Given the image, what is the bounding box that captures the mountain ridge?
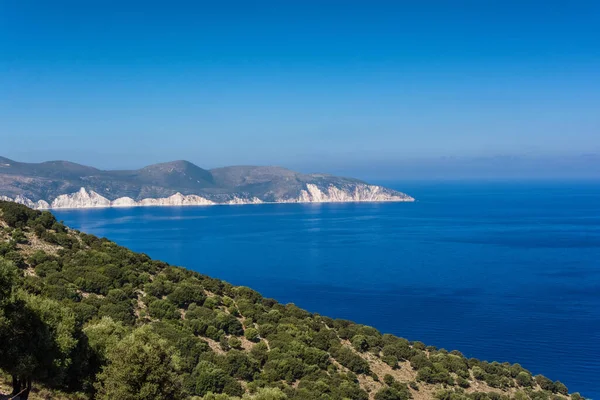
[0,157,414,208]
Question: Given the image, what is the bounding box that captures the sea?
[53,181,600,398]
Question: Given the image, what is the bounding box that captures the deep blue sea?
[53,182,600,398]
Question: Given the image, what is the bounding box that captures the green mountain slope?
[0,201,582,400]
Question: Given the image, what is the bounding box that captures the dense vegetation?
[0,201,583,400]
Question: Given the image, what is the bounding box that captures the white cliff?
[111,197,138,207]
[137,193,214,207]
[51,188,111,209]
[12,195,51,209]
[227,196,263,205]
[295,184,414,203]
[1,184,414,210]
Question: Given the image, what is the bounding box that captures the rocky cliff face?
[297,183,410,203]
[2,184,413,210]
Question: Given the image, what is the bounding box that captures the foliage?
[0,262,78,399]
[94,326,184,400]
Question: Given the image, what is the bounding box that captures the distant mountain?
[0,157,414,209]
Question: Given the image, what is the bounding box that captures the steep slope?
[0,201,581,400]
[0,157,414,208]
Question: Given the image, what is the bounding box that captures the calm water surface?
[54,182,600,398]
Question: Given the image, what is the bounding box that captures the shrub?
[229,336,242,349]
[383,374,395,386]
[148,299,180,320]
[167,283,206,308]
[333,347,370,374]
[0,201,38,228]
[382,355,399,368]
[410,353,432,370]
[245,327,260,342]
[554,381,568,395]
[535,375,555,391]
[352,335,370,352]
[375,387,410,400]
[516,371,532,387]
[11,229,28,244]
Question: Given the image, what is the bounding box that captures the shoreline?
[4,197,416,211]
[1,186,415,211]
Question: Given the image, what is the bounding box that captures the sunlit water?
[54,182,600,398]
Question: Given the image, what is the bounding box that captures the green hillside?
[0,201,582,400]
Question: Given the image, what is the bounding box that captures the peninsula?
[0,157,413,209]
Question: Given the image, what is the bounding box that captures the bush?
[0,201,38,228]
[352,334,370,352]
[554,381,568,395]
[382,355,399,368]
[333,347,370,374]
[11,229,28,244]
[245,327,260,342]
[375,387,410,400]
[229,336,242,349]
[410,353,432,370]
[516,371,532,387]
[416,364,453,385]
[167,283,206,308]
[535,375,555,391]
[383,374,395,386]
[148,299,180,320]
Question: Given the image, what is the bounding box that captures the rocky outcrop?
[136,193,214,207]
[294,183,412,203]
[226,197,264,205]
[1,184,414,210]
[3,194,51,209]
[51,188,111,209]
[32,189,215,209]
[111,197,138,207]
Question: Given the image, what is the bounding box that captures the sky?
[1,1,599,179]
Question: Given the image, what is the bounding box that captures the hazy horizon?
[2,2,599,180]
[2,152,600,182]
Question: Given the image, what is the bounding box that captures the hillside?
[0,157,413,208]
[0,201,583,400]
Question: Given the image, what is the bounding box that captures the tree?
[375,387,410,400]
[554,380,568,395]
[229,336,242,349]
[333,347,370,374]
[0,201,37,228]
[352,334,370,352]
[0,262,78,400]
[245,327,260,342]
[244,387,288,400]
[0,257,17,303]
[189,360,243,396]
[95,325,184,400]
[84,316,129,365]
[516,371,532,387]
[535,374,555,391]
[167,283,206,308]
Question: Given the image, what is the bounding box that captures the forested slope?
[0,201,583,400]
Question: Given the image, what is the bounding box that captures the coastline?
[1,186,415,211]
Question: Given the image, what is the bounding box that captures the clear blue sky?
[1,1,599,179]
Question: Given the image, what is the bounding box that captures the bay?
[53,181,600,398]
